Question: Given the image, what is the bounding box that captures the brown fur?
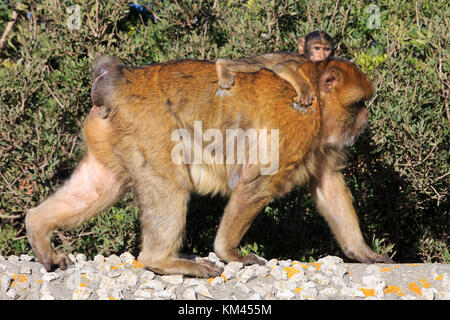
[216,32,334,105]
[26,57,393,277]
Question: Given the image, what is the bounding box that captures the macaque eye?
[324,48,331,52]
[313,46,321,51]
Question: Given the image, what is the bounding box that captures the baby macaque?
[216,30,334,105]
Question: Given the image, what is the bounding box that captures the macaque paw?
[41,250,73,272]
[194,261,224,278]
[241,253,266,266]
[297,92,314,106]
[218,77,234,89]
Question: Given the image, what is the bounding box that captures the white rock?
[66,271,82,290]
[135,289,153,299]
[333,265,348,278]
[224,262,243,275]
[194,284,213,298]
[400,294,417,300]
[98,287,123,300]
[235,282,251,294]
[105,254,121,265]
[19,254,33,262]
[6,288,19,299]
[81,269,101,283]
[99,276,117,291]
[0,274,12,293]
[253,281,273,298]
[39,281,54,300]
[72,285,92,300]
[438,291,450,300]
[312,273,329,286]
[120,252,135,265]
[249,293,261,300]
[140,279,165,291]
[317,255,344,265]
[141,270,155,282]
[93,255,105,265]
[40,270,60,282]
[270,266,287,280]
[253,265,270,277]
[117,270,138,288]
[204,253,225,269]
[341,286,366,298]
[184,278,203,287]
[20,265,32,275]
[208,252,220,262]
[331,275,346,287]
[7,255,19,262]
[68,253,77,264]
[300,287,318,300]
[277,288,295,300]
[75,253,87,262]
[278,260,292,268]
[442,273,450,290]
[320,287,338,298]
[210,276,225,286]
[422,288,436,300]
[302,281,317,289]
[155,286,176,299]
[161,274,183,285]
[107,265,123,278]
[266,259,278,268]
[361,274,386,298]
[275,282,295,300]
[183,288,197,300]
[286,264,305,280]
[366,265,382,276]
[237,268,255,283]
[317,256,346,277]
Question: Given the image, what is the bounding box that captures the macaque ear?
[297,37,305,55]
[319,68,342,92]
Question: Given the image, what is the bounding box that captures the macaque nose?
[319,50,326,60]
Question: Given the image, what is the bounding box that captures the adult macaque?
[26,56,393,277]
[216,30,334,105]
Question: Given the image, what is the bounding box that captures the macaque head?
[316,59,373,148]
[298,31,334,62]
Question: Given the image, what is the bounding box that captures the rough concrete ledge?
[1,253,448,300]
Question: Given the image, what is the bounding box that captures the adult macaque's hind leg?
[214,180,271,265]
[136,170,223,278]
[26,152,125,271]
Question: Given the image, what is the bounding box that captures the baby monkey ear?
[297,37,306,55]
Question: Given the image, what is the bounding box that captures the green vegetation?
[0,0,448,263]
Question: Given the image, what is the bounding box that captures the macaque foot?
[50,250,73,271]
[38,250,73,272]
[345,247,395,264]
[215,249,265,266]
[240,253,266,266]
[295,93,314,106]
[190,261,223,278]
[218,78,234,90]
[138,254,223,278]
[217,69,235,90]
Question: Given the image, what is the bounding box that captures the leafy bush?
[0,0,448,263]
